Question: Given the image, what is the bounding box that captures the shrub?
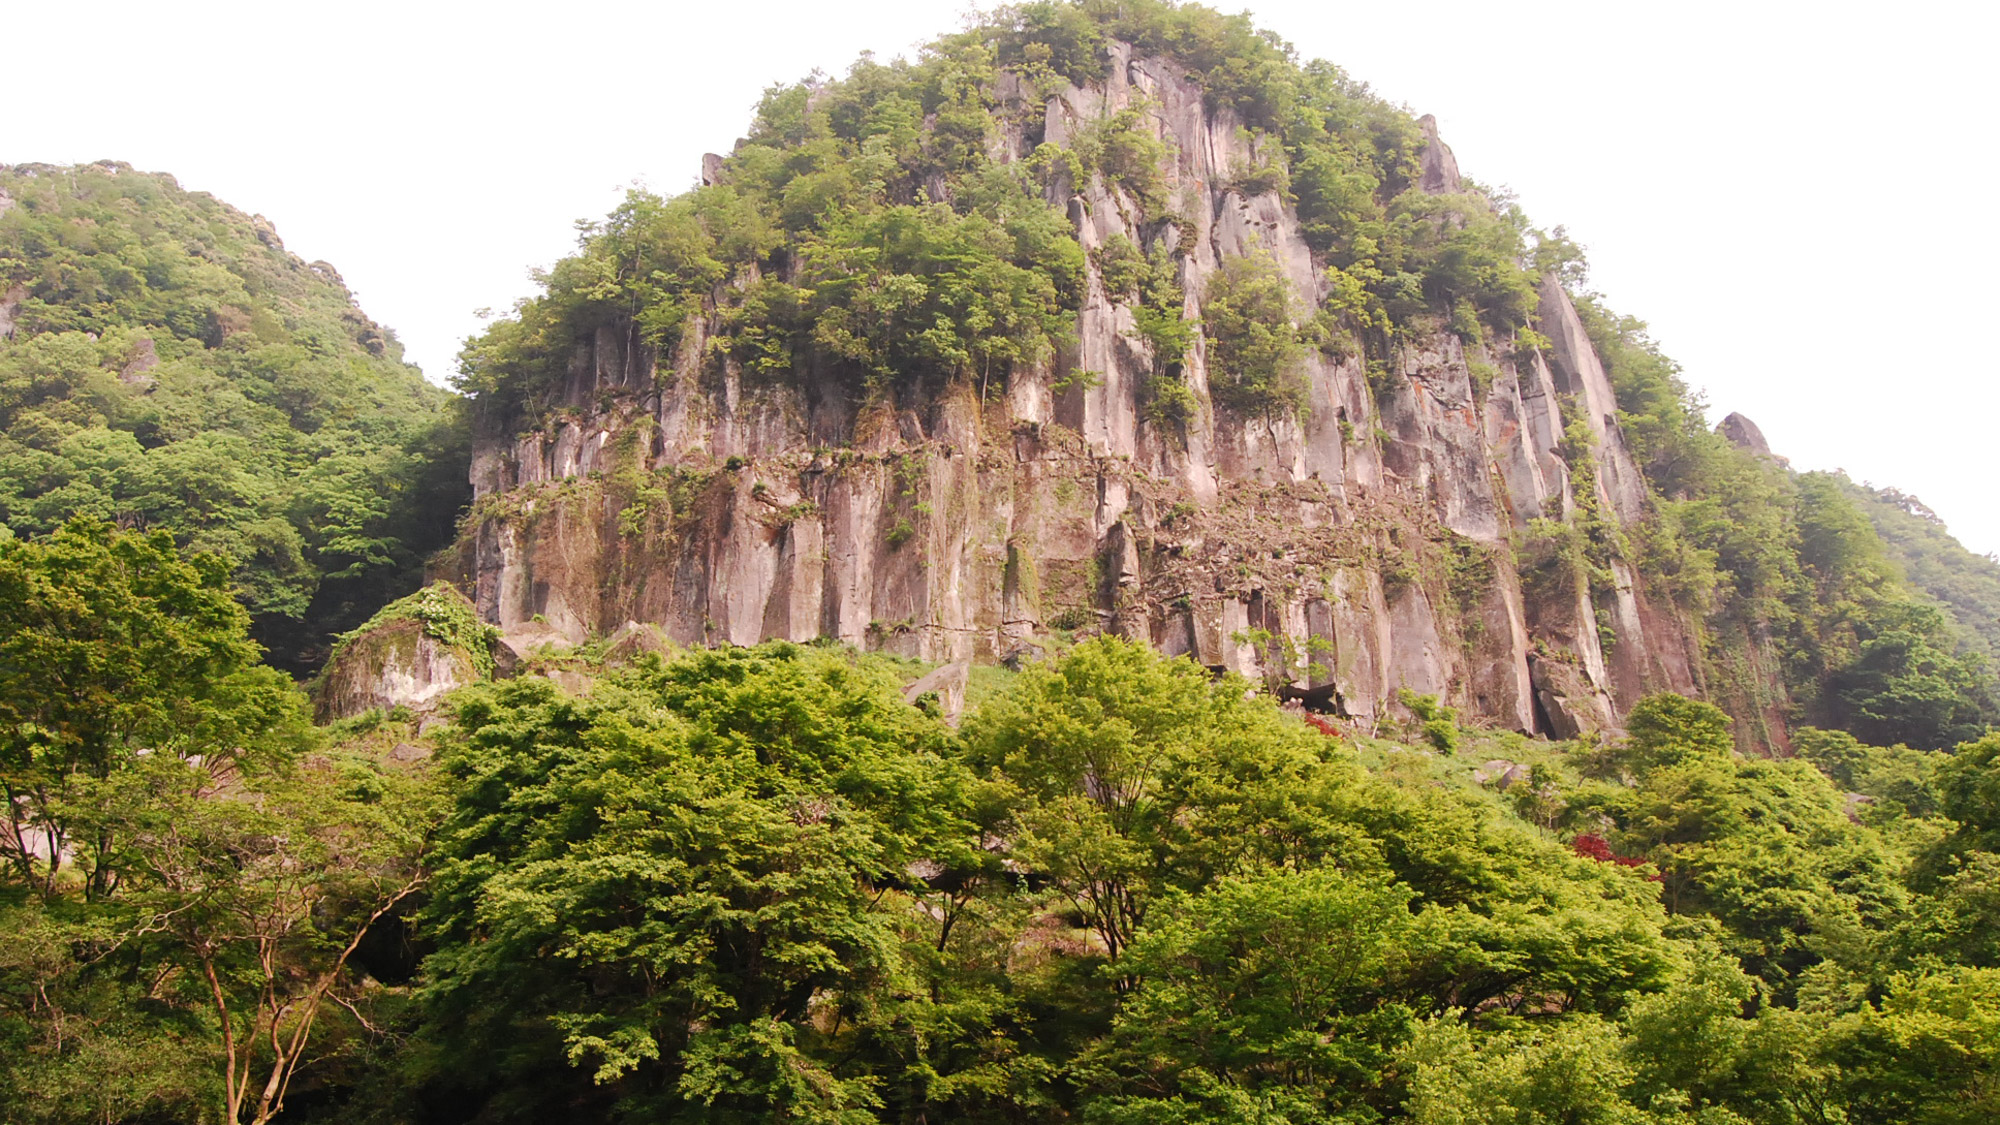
[1203,252,1306,414]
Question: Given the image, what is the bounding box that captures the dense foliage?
[1568,289,1997,748]
[0,163,469,672]
[401,639,1687,1124]
[1839,479,2000,662]
[3,525,1999,1123]
[0,521,430,1125]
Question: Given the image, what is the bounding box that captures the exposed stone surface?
[119,337,159,387]
[0,190,14,341]
[316,619,477,722]
[1530,653,1615,740]
[1474,758,1529,789]
[0,284,23,341]
[455,45,1712,738]
[603,620,673,665]
[1718,412,1777,460]
[541,668,595,696]
[493,623,573,679]
[1417,115,1462,194]
[903,661,971,725]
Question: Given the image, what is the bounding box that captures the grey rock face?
[904,662,971,725]
[1718,412,1775,459]
[457,46,1705,737]
[0,284,23,341]
[316,620,477,722]
[119,337,159,387]
[1417,115,1462,195]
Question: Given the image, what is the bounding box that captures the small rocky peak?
[701,153,726,186]
[1717,412,1779,461]
[1417,114,1462,195]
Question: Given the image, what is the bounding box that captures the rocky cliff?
[455,42,1709,736]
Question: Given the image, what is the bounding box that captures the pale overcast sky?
[9,0,1996,554]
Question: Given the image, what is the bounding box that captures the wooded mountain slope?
[0,162,469,671]
[1840,477,2000,659]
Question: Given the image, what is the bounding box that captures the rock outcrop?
[0,284,22,342]
[455,45,1706,736]
[1718,412,1780,461]
[315,584,493,722]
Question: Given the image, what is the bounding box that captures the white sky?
[9,0,1997,554]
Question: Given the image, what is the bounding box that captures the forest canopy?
[9,553,1998,1124]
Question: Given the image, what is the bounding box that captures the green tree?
[1930,732,2000,861]
[1401,1015,1648,1125]
[1826,968,2000,1125]
[961,636,1362,961]
[1614,693,1737,778]
[0,518,300,899]
[1202,253,1307,415]
[415,644,974,1122]
[0,520,426,1124]
[1827,602,1993,750]
[1077,867,1458,1122]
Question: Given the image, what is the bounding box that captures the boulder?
[316,618,476,722]
[1717,412,1783,462]
[0,283,23,341]
[1528,652,1615,741]
[541,668,595,696]
[314,584,493,722]
[1473,759,1530,789]
[494,623,574,678]
[903,661,970,725]
[603,620,673,666]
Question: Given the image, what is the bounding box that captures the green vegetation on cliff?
[456,0,1546,429]
[0,162,470,672]
[4,2,2000,1122]
[454,0,1993,752]
[1572,291,1996,748]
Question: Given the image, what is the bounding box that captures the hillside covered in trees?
[0,162,469,672]
[3,2,1999,1123]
